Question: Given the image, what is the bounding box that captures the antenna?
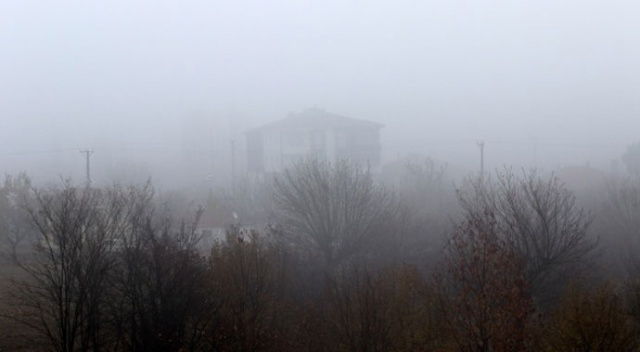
[79,149,94,187]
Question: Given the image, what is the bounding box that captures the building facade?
[246,108,383,174]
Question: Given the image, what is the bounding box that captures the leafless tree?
[600,176,640,277]
[9,181,136,352]
[0,173,35,261]
[401,158,451,213]
[271,158,398,271]
[393,157,459,271]
[323,265,395,352]
[438,213,534,352]
[105,187,208,352]
[6,180,209,352]
[205,227,291,352]
[457,169,598,307]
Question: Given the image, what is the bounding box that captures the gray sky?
[2,1,639,184]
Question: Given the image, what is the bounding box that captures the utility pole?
[477,141,485,182]
[79,149,94,187]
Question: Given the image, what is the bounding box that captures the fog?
[2,0,639,187]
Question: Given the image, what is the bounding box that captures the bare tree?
[271,158,398,271]
[393,157,458,270]
[401,158,451,214]
[545,283,638,351]
[205,227,291,352]
[321,263,449,352]
[439,214,534,352]
[6,180,209,352]
[106,187,208,352]
[9,181,134,352]
[457,169,598,306]
[600,176,640,277]
[323,265,396,352]
[0,173,35,261]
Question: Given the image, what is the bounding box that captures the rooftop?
[247,108,384,133]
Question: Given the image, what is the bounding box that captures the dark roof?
[247,108,383,133]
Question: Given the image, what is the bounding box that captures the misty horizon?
[2,1,639,187]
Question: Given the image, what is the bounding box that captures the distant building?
[245,108,383,174]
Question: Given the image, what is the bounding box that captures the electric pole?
[477,141,485,182]
[79,149,94,187]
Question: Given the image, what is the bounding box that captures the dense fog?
[2,1,639,188]
[2,2,640,351]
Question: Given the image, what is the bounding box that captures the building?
[246,108,383,174]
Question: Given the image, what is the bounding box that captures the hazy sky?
[2,1,639,183]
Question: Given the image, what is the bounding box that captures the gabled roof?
[247,108,383,133]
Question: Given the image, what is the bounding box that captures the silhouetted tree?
[107,187,207,352]
[7,181,209,352]
[271,158,398,271]
[10,181,129,352]
[323,264,447,352]
[324,265,396,352]
[440,214,534,352]
[206,227,292,352]
[601,177,640,277]
[394,157,457,271]
[544,283,638,351]
[458,169,598,306]
[0,173,35,261]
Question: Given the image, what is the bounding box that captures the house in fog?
[245,108,383,174]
